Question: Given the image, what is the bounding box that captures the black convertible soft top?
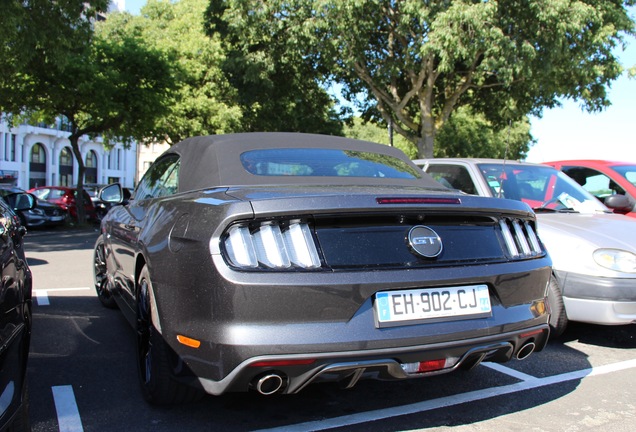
[160,133,446,193]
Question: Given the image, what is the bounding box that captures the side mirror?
[4,192,36,211]
[98,184,124,204]
[604,194,633,213]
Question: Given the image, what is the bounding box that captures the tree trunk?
[417,114,436,158]
[69,135,87,225]
[416,134,435,159]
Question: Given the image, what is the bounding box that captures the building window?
[60,147,73,166]
[108,148,122,170]
[86,151,97,168]
[4,134,16,162]
[85,150,98,184]
[59,147,74,186]
[31,143,46,163]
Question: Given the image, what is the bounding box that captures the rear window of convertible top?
[240,148,422,179]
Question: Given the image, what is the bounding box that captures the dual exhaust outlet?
[252,373,286,395]
[250,341,536,396]
[515,341,536,360]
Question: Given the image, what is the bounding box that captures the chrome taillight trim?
[222,220,321,270]
[499,218,542,259]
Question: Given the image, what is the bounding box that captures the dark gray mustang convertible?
[93,133,552,405]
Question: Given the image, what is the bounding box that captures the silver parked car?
[416,158,636,336]
[94,134,552,405]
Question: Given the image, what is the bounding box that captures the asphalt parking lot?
[25,228,636,432]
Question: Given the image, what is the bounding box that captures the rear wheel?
[136,265,203,405]
[93,237,117,309]
[547,274,568,338]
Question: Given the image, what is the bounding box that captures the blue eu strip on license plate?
[374,284,492,327]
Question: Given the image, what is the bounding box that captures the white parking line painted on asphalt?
[34,288,92,306]
[254,358,636,432]
[35,290,50,306]
[482,361,537,381]
[52,385,84,432]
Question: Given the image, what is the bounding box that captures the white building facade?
[0,118,137,190]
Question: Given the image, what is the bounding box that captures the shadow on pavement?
[24,227,100,252]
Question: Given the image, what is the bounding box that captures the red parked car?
[28,186,98,222]
[545,160,636,218]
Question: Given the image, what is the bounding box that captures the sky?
[123,1,634,163]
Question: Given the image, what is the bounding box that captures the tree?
[344,109,533,160]
[205,0,344,135]
[1,1,108,108]
[99,0,244,144]
[214,0,635,158]
[344,117,417,158]
[1,13,177,223]
[434,107,534,159]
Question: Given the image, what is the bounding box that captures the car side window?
[426,165,477,195]
[135,155,180,201]
[562,166,626,199]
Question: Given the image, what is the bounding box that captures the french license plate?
[374,284,491,327]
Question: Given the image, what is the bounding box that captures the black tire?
[547,274,568,338]
[136,266,203,405]
[93,237,117,309]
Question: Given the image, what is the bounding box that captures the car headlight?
[223,220,321,270]
[593,249,636,273]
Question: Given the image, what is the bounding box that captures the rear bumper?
[150,256,552,395]
[186,325,549,395]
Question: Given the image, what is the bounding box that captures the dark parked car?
[0,192,34,430]
[0,185,66,228]
[28,186,97,222]
[94,133,552,405]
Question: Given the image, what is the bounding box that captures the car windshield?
[477,163,609,213]
[240,148,422,179]
[611,165,636,187]
[33,188,66,200]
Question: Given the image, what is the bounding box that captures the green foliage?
[344,110,533,160]
[226,0,635,158]
[344,117,417,159]
[99,0,243,144]
[1,1,109,111]
[1,1,177,223]
[204,0,344,135]
[434,107,534,160]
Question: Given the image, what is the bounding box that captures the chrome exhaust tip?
[516,342,536,360]
[254,373,285,395]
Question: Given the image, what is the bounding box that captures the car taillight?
[499,218,542,258]
[222,221,321,270]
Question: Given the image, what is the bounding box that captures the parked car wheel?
[136,266,203,405]
[93,237,117,309]
[547,275,568,338]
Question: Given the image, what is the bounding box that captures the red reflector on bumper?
[418,359,447,373]
[520,329,545,338]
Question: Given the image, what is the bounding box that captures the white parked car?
[415,158,636,336]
